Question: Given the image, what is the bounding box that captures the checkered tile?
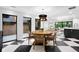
[2,32,79,52]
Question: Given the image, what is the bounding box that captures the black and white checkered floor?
[2,37,79,52]
[2,32,79,52]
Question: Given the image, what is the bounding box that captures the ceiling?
[1,6,79,19]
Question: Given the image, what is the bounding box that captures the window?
[23,17,31,33]
[3,14,17,36]
[55,21,73,28]
[2,14,17,42]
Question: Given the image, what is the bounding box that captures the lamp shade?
[39,14,47,21]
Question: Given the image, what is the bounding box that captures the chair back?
[46,30,57,40]
[33,34,44,40]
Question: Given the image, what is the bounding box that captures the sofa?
[64,29,79,39]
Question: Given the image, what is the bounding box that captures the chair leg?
[43,38,45,46]
[33,40,36,49]
[54,38,57,46]
[53,38,56,46]
[43,38,45,50]
[28,38,30,45]
[53,40,55,46]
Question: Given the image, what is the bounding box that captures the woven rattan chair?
[26,32,34,45]
[46,31,57,46]
[33,34,45,49]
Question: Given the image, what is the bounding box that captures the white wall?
[0,7,24,41]
[0,8,2,31]
[40,16,74,30]
[31,16,35,31]
[73,18,79,29]
[41,21,49,30]
[0,7,36,41]
[17,14,23,40]
[0,13,2,31]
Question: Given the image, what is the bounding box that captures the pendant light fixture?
[39,14,47,21]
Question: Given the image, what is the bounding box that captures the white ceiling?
[1,6,79,19]
[10,6,70,16]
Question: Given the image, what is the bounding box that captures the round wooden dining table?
[32,30,53,50]
[32,30,52,35]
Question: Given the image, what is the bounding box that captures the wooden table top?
[32,30,53,35]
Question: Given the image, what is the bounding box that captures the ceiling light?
[10,6,16,8]
[68,6,76,10]
[39,14,47,21]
